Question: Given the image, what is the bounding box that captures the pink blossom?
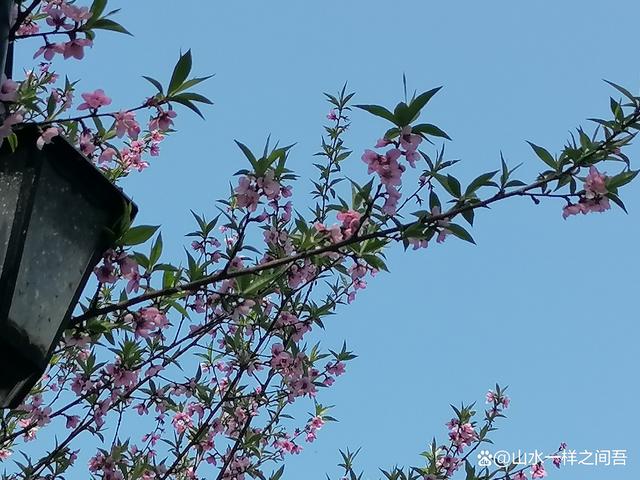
[327,361,345,376]
[0,111,23,143]
[71,374,93,395]
[400,125,422,153]
[337,210,361,238]
[375,137,391,148]
[149,108,176,131]
[530,463,547,479]
[584,165,607,196]
[257,170,281,200]
[62,38,92,60]
[65,415,80,429]
[447,420,477,452]
[235,176,260,212]
[61,4,91,22]
[45,7,73,30]
[119,255,141,293]
[172,412,193,434]
[36,127,59,149]
[437,455,460,476]
[16,19,39,36]
[409,238,428,249]
[34,43,65,61]
[0,449,11,460]
[79,130,97,156]
[105,362,139,389]
[113,110,140,139]
[78,89,111,110]
[0,75,19,102]
[382,186,401,215]
[405,149,420,167]
[310,416,325,429]
[514,473,528,480]
[99,147,117,164]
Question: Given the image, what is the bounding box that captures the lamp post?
[0,0,13,78]
[0,3,137,408]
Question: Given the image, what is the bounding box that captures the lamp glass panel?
[0,170,22,279]
[7,160,109,361]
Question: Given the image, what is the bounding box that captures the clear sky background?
[15,1,640,479]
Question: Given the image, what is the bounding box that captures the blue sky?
[14,1,640,478]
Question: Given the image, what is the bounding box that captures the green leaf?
[603,80,637,104]
[172,92,213,105]
[607,193,628,213]
[412,123,451,140]
[465,171,498,196]
[173,75,215,94]
[406,86,442,119]
[121,225,160,246]
[169,50,193,95]
[142,76,163,94]
[89,18,132,35]
[354,104,397,124]
[527,141,557,169]
[242,269,283,296]
[270,466,285,480]
[393,101,411,126]
[446,223,476,244]
[235,141,258,169]
[607,170,638,189]
[461,208,474,226]
[446,174,462,198]
[170,97,204,119]
[89,0,107,21]
[149,233,163,266]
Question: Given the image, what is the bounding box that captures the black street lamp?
[0,128,136,409]
[0,1,136,409]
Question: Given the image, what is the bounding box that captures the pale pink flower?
[375,137,391,148]
[65,415,80,429]
[0,111,23,143]
[530,463,547,479]
[337,209,361,238]
[584,165,607,196]
[113,110,140,139]
[400,125,422,152]
[0,75,19,102]
[62,38,92,59]
[33,43,65,61]
[235,176,260,212]
[149,108,176,131]
[36,127,59,149]
[78,89,111,110]
[382,186,401,215]
[99,147,117,164]
[172,412,193,434]
[61,4,91,22]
